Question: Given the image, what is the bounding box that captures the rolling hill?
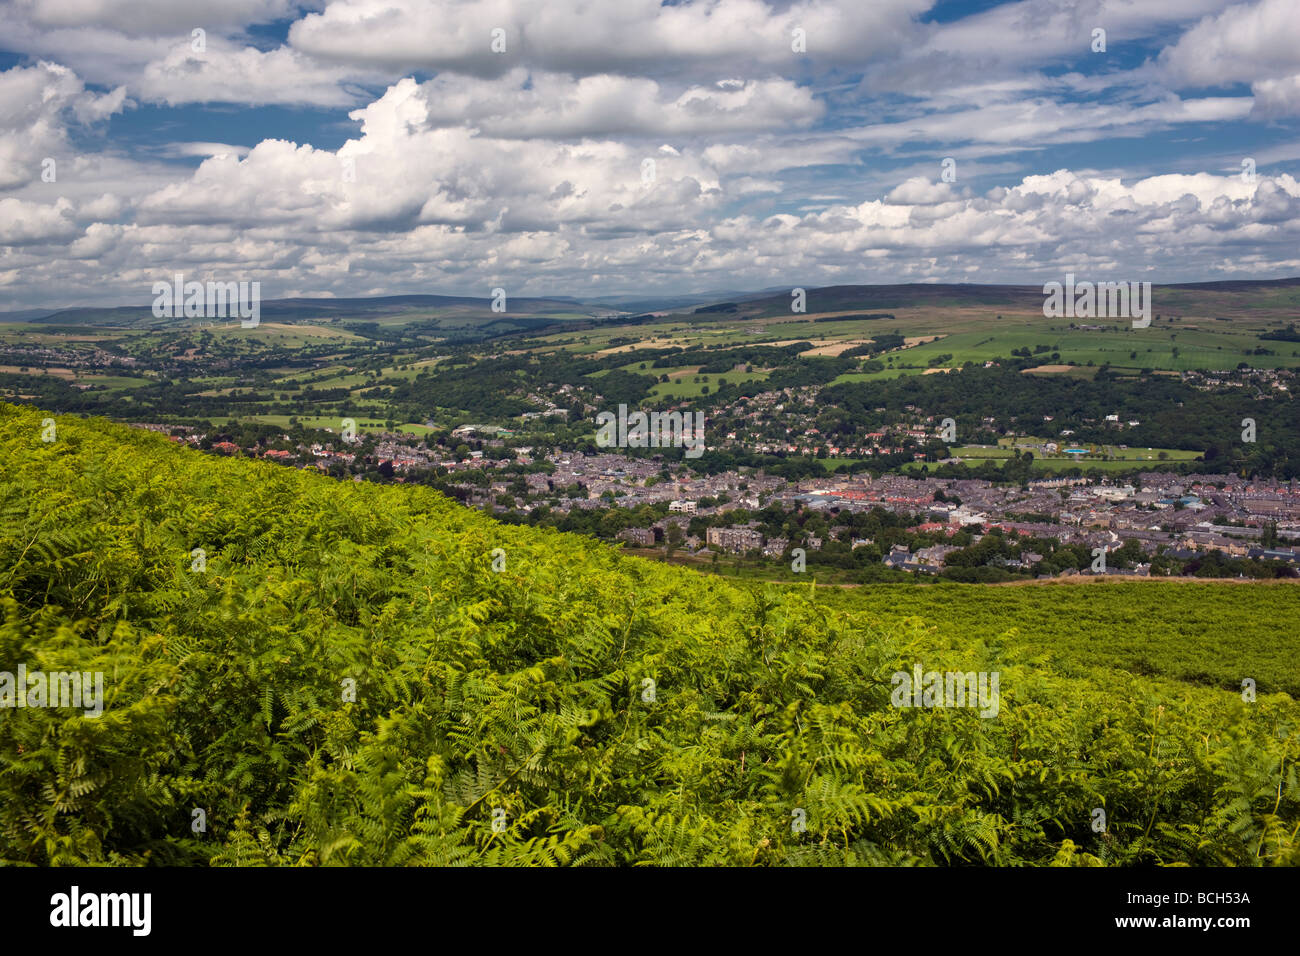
[681,277,1300,322]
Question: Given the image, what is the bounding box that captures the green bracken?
[0,403,1296,866]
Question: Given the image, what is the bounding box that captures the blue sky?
[1,0,1299,309]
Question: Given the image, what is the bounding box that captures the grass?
[80,375,152,390]
[649,369,771,399]
[949,444,1201,463]
[903,456,1203,475]
[218,414,436,436]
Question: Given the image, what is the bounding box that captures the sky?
[2,0,1300,310]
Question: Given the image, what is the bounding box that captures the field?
[940,442,1203,470]
[210,414,436,436]
[521,302,1300,384]
[6,280,1300,435]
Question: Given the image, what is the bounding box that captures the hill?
[673,277,1300,322]
[14,276,1300,330]
[10,294,625,331]
[0,403,1296,866]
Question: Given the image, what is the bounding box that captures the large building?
[706,526,764,554]
[617,528,657,547]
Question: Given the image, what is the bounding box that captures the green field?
[214,413,434,435]
[522,303,1300,384]
[80,375,153,390]
[947,443,1201,465]
[905,457,1202,475]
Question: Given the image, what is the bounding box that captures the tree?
[666,523,684,556]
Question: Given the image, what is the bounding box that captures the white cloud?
[885,177,962,204]
[67,220,124,257]
[1158,0,1300,88]
[0,1,370,105]
[289,0,928,76]
[158,142,253,159]
[0,61,127,189]
[1252,75,1300,117]
[2,1,1300,308]
[918,0,1229,74]
[0,196,79,243]
[136,40,377,107]
[131,78,729,236]
[846,94,1254,150]
[15,0,304,36]
[76,193,124,219]
[410,69,821,138]
[7,123,1300,306]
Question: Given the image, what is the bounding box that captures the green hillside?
[816,582,1300,698]
[1,403,1296,866]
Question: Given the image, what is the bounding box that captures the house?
[617,528,657,548]
[706,526,764,554]
[1247,547,1300,563]
[883,544,912,569]
[914,544,959,567]
[1093,485,1135,501]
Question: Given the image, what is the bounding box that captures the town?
[129,379,1300,581]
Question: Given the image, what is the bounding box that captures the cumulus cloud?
[0,60,127,189]
[0,1,370,105]
[0,195,80,243]
[2,0,1299,309]
[407,70,821,138]
[1158,0,1300,88]
[10,121,1300,305]
[885,177,962,205]
[1252,75,1300,118]
[136,40,378,107]
[15,0,303,36]
[67,220,124,258]
[134,77,728,235]
[873,0,1229,97]
[1150,0,1300,116]
[288,0,928,77]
